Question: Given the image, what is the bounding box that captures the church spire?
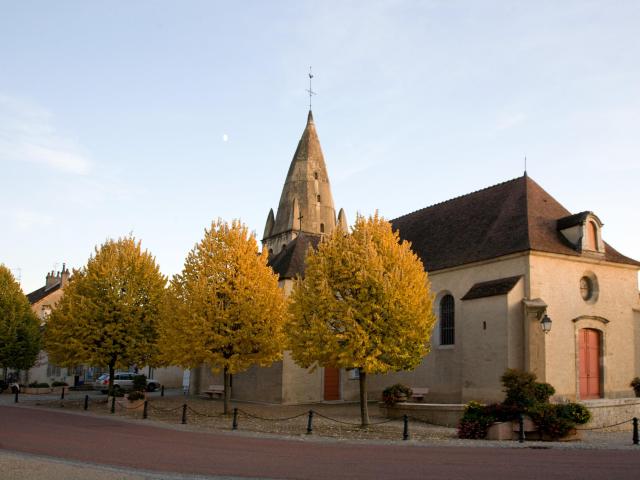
[263,110,344,253]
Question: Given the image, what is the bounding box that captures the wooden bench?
[410,387,429,402]
[203,384,224,399]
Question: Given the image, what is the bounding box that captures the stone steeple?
[263,110,346,255]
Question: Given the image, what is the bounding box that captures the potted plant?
[382,384,413,406]
[631,377,640,397]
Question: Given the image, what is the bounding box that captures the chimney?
[60,263,70,288]
[45,270,58,289]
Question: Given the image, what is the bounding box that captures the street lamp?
[540,314,552,334]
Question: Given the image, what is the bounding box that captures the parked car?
[94,372,161,394]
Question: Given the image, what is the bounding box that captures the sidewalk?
[12,390,637,450]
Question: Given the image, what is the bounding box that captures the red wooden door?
[324,367,340,401]
[579,329,601,399]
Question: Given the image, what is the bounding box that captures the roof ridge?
[392,175,526,222]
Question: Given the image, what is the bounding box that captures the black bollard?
[232,407,238,430]
[110,395,116,414]
[306,410,314,434]
[181,404,187,424]
[403,414,409,441]
[143,400,148,419]
[161,385,165,397]
[518,414,525,443]
[84,395,89,411]
[60,387,65,400]
[633,417,639,446]
[14,390,18,403]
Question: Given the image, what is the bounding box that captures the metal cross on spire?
[306,66,316,110]
[298,212,304,233]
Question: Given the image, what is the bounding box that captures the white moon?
[222,133,229,142]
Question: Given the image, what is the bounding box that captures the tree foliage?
[44,237,166,394]
[288,213,436,425]
[158,219,288,413]
[0,265,41,373]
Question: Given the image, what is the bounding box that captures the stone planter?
[486,422,513,440]
[22,387,52,395]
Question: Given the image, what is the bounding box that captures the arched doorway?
[578,328,601,399]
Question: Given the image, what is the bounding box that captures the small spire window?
[314,172,318,179]
[317,195,321,202]
[320,223,325,233]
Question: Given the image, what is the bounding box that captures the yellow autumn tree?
[45,237,166,395]
[288,213,436,426]
[158,219,288,414]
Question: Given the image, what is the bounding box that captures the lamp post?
[540,314,552,334]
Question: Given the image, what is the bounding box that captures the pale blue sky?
[1,1,638,293]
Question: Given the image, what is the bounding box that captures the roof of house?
[461,275,523,301]
[268,233,322,279]
[26,282,61,304]
[391,175,640,272]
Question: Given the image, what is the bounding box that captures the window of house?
[440,295,455,345]
[47,364,62,377]
[580,273,599,303]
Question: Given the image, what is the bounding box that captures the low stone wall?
[380,402,465,427]
[581,398,640,432]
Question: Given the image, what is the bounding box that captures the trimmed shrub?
[128,390,146,401]
[382,384,413,406]
[28,382,50,388]
[457,401,495,439]
[52,381,69,387]
[528,404,575,440]
[501,369,539,410]
[631,377,640,397]
[557,402,591,425]
[534,382,555,404]
[133,374,147,392]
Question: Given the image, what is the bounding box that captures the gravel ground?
[26,393,639,449]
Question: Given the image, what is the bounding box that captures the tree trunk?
[358,368,369,427]
[223,367,231,415]
[108,361,115,396]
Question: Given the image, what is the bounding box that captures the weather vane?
[306,66,316,110]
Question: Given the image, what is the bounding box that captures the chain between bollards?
[181,404,187,424]
[143,400,148,419]
[518,414,525,443]
[84,394,89,411]
[403,414,409,441]
[633,417,639,446]
[232,407,238,430]
[306,410,314,434]
[110,396,116,414]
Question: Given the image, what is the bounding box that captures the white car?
[95,372,161,394]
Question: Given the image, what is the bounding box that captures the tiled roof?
[268,233,321,279]
[462,276,523,301]
[391,175,640,272]
[26,282,61,304]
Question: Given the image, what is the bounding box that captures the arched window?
[320,223,325,233]
[440,295,455,345]
[317,194,321,202]
[586,221,598,250]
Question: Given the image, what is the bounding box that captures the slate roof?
[461,276,523,301]
[391,175,640,272]
[268,233,321,279]
[26,282,61,304]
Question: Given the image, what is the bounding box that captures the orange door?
[323,367,340,401]
[579,329,601,399]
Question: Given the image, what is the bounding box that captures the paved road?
[1,405,639,480]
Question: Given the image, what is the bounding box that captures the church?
[192,109,640,405]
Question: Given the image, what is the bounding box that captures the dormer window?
[557,211,604,254]
[585,221,598,251]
